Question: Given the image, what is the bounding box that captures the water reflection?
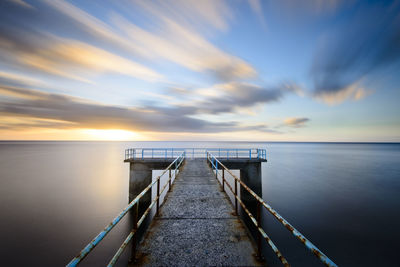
[0,142,399,266]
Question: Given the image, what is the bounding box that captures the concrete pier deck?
[135,158,261,266]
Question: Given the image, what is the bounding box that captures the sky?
[0,0,399,141]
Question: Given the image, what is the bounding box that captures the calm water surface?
[0,141,399,266]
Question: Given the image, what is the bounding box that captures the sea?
[0,141,399,266]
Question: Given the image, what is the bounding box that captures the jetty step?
[135,158,261,266]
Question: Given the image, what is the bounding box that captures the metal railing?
[125,148,267,160]
[67,153,185,267]
[207,152,337,267]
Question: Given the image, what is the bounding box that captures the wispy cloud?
[113,15,255,81]
[271,0,347,16]
[41,0,149,57]
[283,117,310,127]
[0,68,295,134]
[314,82,371,105]
[43,0,255,81]
[248,0,267,27]
[0,76,277,134]
[0,1,163,82]
[0,29,162,82]
[164,82,299,115]
[1,0,256,84]
[132,0,234,32]
[7,0,33,9]
[0,85,227,133]
[0,71,48,88]
[311,1,400,104]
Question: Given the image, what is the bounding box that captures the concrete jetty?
[67,148,336,267]
[134,158,261,266]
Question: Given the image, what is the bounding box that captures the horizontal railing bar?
[138,172,174,227]
[207,153,337,267]
[107,154,184,266]
[106,223,138,266]
[125,150,266,161]
[214,167,289,266]
[125,148,261,150]
[108,172,174,266]
[66,181,153,267]
[125,148,265,155]
[67,153,184,267]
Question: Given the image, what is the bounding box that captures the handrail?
[125,148,267,160]
[206,152,337,267]
[67,153,185,267]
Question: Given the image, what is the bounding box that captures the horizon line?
[0,140,399,144]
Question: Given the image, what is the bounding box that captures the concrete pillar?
[239,162,262,237]
[129,162,152,218]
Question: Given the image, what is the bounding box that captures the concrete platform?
[134,159,261,266]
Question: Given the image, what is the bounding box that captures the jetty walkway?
[136,158,260,266]
[66,148,337,267]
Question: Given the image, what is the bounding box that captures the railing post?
[249,149,252,160]
[156,177,160,216]
[215,160,218,179]
[222,169,225,192]
[175,160,177,177]
[256,201,263,260]
[141,149,143,159]
[169,169,172,192]
[130,201,139,263]
[234,179,238,215]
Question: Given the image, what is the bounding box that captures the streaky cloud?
[248,0,267,28]
[41,0,149,57]
[283,117,310,127]
[164,82,299,115]
[113,15,256,82]
[6,0,33,9]
[0,82,275,134]
[132,0,234,32]
[311,1,400,103]
[0,26,162,82]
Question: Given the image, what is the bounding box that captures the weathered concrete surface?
[128,159,176,245]
[128,159,175,216]
[217,159,264,239]
[135,158,261,266]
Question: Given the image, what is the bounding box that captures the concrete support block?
[239,162,262,237]
[240,163,262,208]
[129,162,152,217]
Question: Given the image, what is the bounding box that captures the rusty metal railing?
[125,148,267,160]
[207,152,337,267]
[67,153,185,267]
